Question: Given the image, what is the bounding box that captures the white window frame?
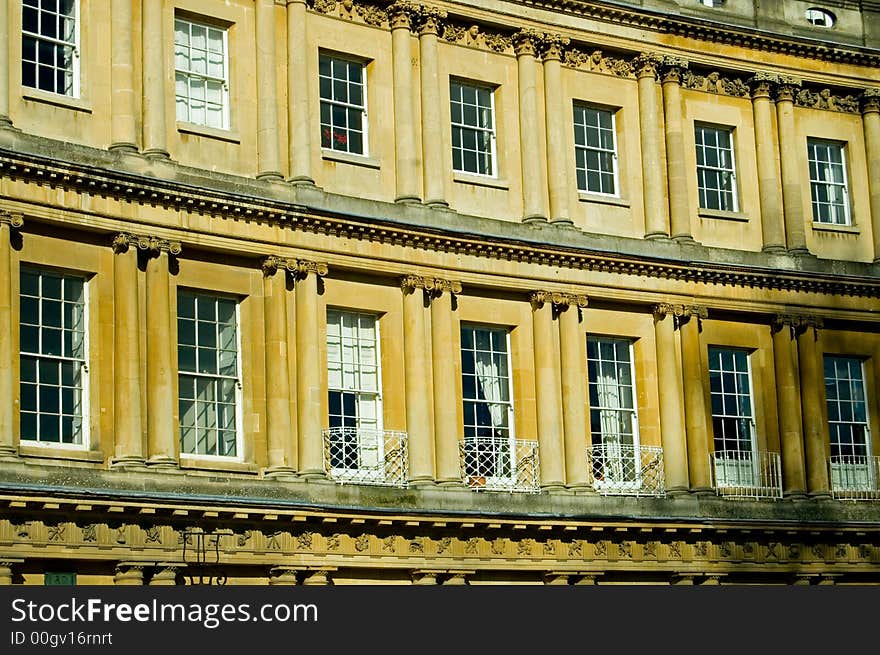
[805,8,835,27]
[21,0,80,97]
[325,309,384,478]
[450,80,497,178]
[586,337,641,490]
[319,52,369,157]
[19,267,90,450]
[824,356,873,492]
[573,104,619,197]
[174,17,230,130]
[808,138,851,226]
[177,291,243,461]
[695,123,739,212]
[709,347,759,488]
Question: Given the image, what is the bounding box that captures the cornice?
[2,148,880,301]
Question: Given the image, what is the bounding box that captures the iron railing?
[710,449,782,499]
[829,455,880,500]
[586,443,665,497]
[322,427,408,487]
[459,436,541,493]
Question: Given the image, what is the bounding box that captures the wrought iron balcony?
[459,436,541,493]
[322,427,408,488]
[829,455,880,500]
[586,443,665,497]
[710,449,782,500]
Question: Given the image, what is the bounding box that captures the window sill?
[177,122,240,144]
[179,456,259,474]
[699,208,749,222]
[321,149,380,169]
[577,192,630,208]
[453,171,509,190]
[812,222,859,235]
[19,444,105,462]
[21,88,92,113]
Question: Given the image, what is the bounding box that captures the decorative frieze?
[564,48,633,77]
[795,87,859,114]
[683,70,749,98]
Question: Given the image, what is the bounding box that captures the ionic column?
[660,57,692,242]
[530,291,565,490]
[0,0,11,127]
[796,316,829,497]
[295,260,328,478]
[262,257,297,477]
[256,0,282,180]
[401,276,434,486]
[114,563,145,585]
[389,2,420,203]
[514,29,548,223]
[146,239,181,468]
[110,0,137,151]
[442,570,471,585]
[541,33,572,226]
[653,304,689,493]
[429,279,462,485]
[269,566,299,585]
[0,212,23,458]
[411,569,440,585]
[749,74,785,252]
[775,77,807,254]
[860,89,880,262]
[110,234,146,469]
[141,0,168,158]
[558,294,590,490]
[286,0,313,185]
[633,54,667,238]
[679,305,711,492]
[415,7,448,207]
[302,568,334,585]
[149,564,182,585]
[772,315,807,497]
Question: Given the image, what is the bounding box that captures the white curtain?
[474,353,505,432]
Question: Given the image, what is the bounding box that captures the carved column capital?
[530,290,588,310]
[659,56,688,84]
[294,259,328,279]
[387,0,418,30]
[748,72,778,100]
[113,233,182,256]
[861,88,880,115]
[513,28,543,57]
[261,255,286,276]
[773,313,823,334]
[413,5,446,36]
[539,33,569,62]
[632,52,662,80]
[653,303,706,321]
[774,76,802,103]
[0,211,24,229]
[400,274,427,292]
[425,277,462,298]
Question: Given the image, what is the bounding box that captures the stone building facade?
[0,0,879,585]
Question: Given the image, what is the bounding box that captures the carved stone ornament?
[387,0,417,29]
[529,290,589,308]
[513,28,543,57]
[631,52,663,79]
[400,274,461,295]
[795,87,860,114]
[659,56,688,84]
[441,21,511,53]
[539,33,569,61]
[653,303,707,321]
[748,72,778,100]
[0,210,24,229]
[413,5,446,36]
[683,70,750,98]
[774,76,802,103]
[564,48,633,77]
[112,232,182,256]
[861,88,880,114]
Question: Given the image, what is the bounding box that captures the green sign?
[44,572,76,586]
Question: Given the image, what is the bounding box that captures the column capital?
[513,28,543,57]
[774,76,802,103]
[295,258,328,279]
[659,56,688,84]
[861,88,880,115]
[0,211,24,229]
[748,72,778,100]
[539,33,569,62]
[261,254,289,276]
[387,0,418,30]
[773,313,823,333]
[632,52,662,80]
[530,290,588,309]
[400,274,460,294]
[413,5,446,36]
[653,303,706,321]
[410,569,441,584]
[112,232,182,256]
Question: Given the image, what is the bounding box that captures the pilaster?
[749,73,785,252]
[772,315,807,497]
[774,77,807,253]
[633,53,667,238]
[515,29,548,223]
[652,304,689,493]
[861,88,880,262]
[389,1,421,203]
[0,212,23,458]
[660,57,692,242]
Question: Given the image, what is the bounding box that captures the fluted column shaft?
[390,4,419,203]
[142,0,168,157]
[515,30,547,222]
[417,10,447,206]
[287,0,313,184]
[146,247,177,466]
[558,300,588,489]
[430,283,460,484]
[772,318,807,496]
[531,293,564,489]
[541,35,571,225]
[0,0,11,127]
[861,90,880,262]
[256,0,282,179]
[796,319,829,496]
[634,55,667,238]
[653,306,688,493]
[749,75,785,251]
[680,308,711,491]
[401,277,433,485]
[111,236,145,467]
[263,259,296,475]
[296,262,326,478]
[0,213,22,457]
[110,0,137,151]
[661,58,691,241]
[776,79,807,253]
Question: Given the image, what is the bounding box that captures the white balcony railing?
[710,449,782,500]
[829,455,880,500]
[322,427,408,487]
[586,443,665,497]
[459,436,541,493]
